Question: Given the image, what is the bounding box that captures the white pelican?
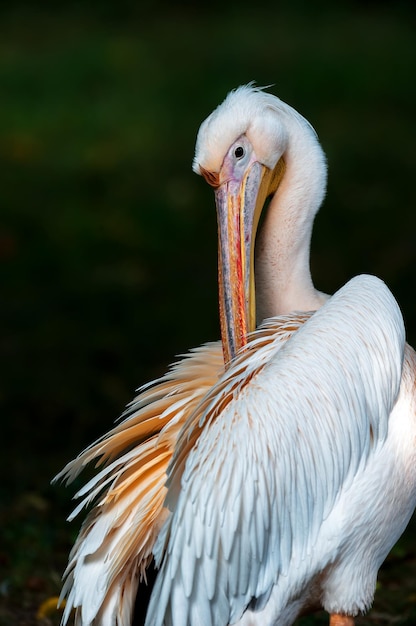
[56,85,416,626]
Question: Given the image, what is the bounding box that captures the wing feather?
[146,275,405,626]
[55,342,224,625]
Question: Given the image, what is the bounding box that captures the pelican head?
[193,84,326,365]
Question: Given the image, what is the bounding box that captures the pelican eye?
[234,146,245,159]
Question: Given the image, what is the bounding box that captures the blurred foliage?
[0,1,415,624]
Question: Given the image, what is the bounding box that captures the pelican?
[56,85,416,626]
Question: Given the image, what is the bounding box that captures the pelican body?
[57,86,416,626]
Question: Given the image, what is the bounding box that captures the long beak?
[214,159,284,366]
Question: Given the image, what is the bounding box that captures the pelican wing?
[55,342,224,625]
[146,275,405,626]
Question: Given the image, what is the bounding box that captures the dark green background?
[1,2,415,624]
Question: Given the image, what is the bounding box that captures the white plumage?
[57,85,416,626]
[146,275,416,626]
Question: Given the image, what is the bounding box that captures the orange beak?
[201,157,284,366]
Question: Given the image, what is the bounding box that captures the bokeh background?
[1,1,415,624]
